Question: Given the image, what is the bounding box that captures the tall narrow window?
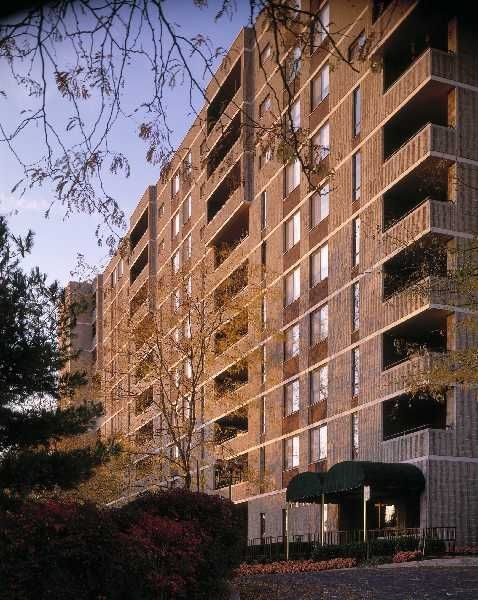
[172,212,180,237]
[172,172,180,195]
[313,2,330,49]
[285,210,301,251]
[311,244,328,287]
[352,217,360,265]
[184,234,192,260]
[353,87,361,137]
[352,412,359,459]
[259,513,266,542]
[285,267,301,306]
[261,344,267,384]
[261,295,267,328]
[260,191,267,230]
[310,424,327,462]
[259,447,266,486]
[260,396,266,434]
[311,64,330,110]
[311,183,329,227]
[172,250,181,273]
[288,47,301,82]
[352,282,360,331]
[288,99,301,131]
[259,95,271,117]
[285,379,300,415]
[284,435,300,469]
[284,323,300,360]
[352,347,360,397]
[310,364,328,404]
[313,122,330,163]
[183,195,192,222]
[285,159,301,195]
[310,304,328,345]
[352,152,361,201]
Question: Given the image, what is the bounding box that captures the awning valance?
[286,461,425,504]
[286,471,325,503]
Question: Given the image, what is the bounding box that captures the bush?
[0,491,244,599]
[311,542,367,561]
[393,550,422,563]
[423,537,446,556]
[236,557,357,576]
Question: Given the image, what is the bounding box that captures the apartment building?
[64,0,478,546]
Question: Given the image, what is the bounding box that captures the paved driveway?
[235,561,478,600]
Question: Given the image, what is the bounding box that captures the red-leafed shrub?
[392,550,423,563]
[235,557,357,576]
[0,490,244,600]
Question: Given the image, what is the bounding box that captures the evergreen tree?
[0,216,114,504]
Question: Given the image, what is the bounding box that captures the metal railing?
[246,526,456,562]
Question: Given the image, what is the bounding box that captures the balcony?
[382,391,446,441]
[383,124,456,191]
[207,59,241,134]
[380,3,449,91]
[382,199,456,257]
[214,359,248,399]
[384,49,456,118]
[130,208,148,253]
[207,114,241,180]
[380,351,442,399]
[213,454,248,490]
[215,311,248,356]
[214,261,248,309]
[382,309,448,372]
[214,407,248,445]
[209,207,249,271]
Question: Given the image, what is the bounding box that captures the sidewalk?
[376,556,478,569]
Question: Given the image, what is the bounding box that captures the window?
[352,217,360,265]
[288,99,300,132]
[352,412,359,459]
[173,288,181,311]
[261,295,267,328]
[172,171,180,195]
[284,435,300,469]
[310,424,327,462]
[352,347,360,397]
[313,2,330,48]
[285,159,300,195]
[348,30,366,62]
[184,317,192,338]
[285,379,300,415]
[119,259,124,278]
[261,344,267,384]
[184,234,192,260]
[284,323,300,360]
[284,210,301,251]
[310,304,328,345]
[260,513,266,542]
[287,46,301,82]
[259,147,272,169]
[172,250,181,273]
[158,239,165,255]
[186,276,192,297]
[260,43,271,63]
[311,243,328,286]
[313,122,330,164]
[260,95,271,117]
[173,327,180,343]
[352,282,360,331]
[183,195,192,222]
[352,152,361,201]
[310,364,328,404]
[260,191,267,230]
[259,446,266,486]
[285,267,300,306]
[353,87,361,137]
[311,183,329,227]
[158,203,164,219]
[311,64,330,109]
[172,212,180,237]
[183,151,192,175]
[260,396,266,434]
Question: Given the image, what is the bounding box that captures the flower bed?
[236,557,357,576]
[453,546,478,555]
[393,550,423,563]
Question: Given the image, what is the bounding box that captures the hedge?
[0,490,245,600]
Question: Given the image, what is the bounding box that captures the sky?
[0,0,251,284]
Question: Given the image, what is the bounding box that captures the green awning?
[286,461,425,504]
[286,471,325,503]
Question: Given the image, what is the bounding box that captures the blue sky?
[0,1,251,284]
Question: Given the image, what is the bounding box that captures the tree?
[92,255,281,496]
[0,0,380,247]
[0,216,116,504]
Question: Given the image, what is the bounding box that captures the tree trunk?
[184,470,192,491]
